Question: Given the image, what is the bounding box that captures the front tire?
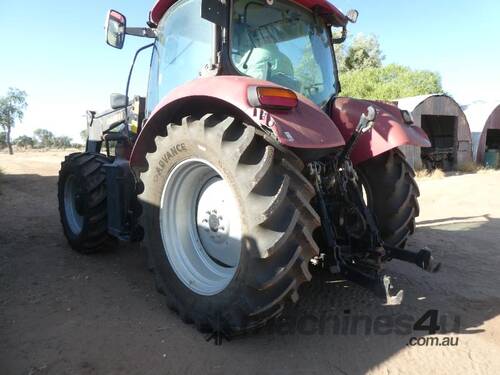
[356,149,420,247]
[138,114,320,334]
[58,152,113,253]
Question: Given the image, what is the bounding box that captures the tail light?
[247,86,298,110]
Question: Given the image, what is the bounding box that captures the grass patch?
[415,168,445,179]
[415,162,497,179]
[455,162,498,174]
[456,161,484,174]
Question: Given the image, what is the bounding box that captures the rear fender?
[331,97,431,165]
[130,76,345,168]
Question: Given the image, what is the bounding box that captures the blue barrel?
[485,149,500,168]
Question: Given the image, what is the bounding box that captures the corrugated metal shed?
[461,101,500,163]
[397,94,435,113]
[396,94,473,170]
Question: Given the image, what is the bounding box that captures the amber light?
[248,86,298,109]
[110,10,125,23]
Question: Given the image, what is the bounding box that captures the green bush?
[14,135,35,148]
[340,64,442,101]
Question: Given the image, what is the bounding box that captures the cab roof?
[150,0,348,27]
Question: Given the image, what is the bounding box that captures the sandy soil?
[1,150,500,375]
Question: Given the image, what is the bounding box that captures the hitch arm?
[310,163,341,269]
[385,245,441,273]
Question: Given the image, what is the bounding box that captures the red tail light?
[247,86,298,110]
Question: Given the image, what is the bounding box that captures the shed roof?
[461,101,500,133]
[396,94,446,112]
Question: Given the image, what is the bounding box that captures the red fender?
[331,97,431,165]
[130,76,345,167]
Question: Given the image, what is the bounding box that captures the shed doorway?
[486,129,500,150]
[421,115,457,170]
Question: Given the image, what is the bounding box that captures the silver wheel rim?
[159,158,242,296]
[64,175,84,235]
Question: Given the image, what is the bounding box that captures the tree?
[0,88,28,155]
[343,34,384,72]
[340,64,442,101]
[0,131,6,149]
[334,34,442,100]
[33,128,55,148]
[14,135,35,148]
[334,43,346,73]
[80,129,88,144]
[335,33,384,73]
[53,136,72,149]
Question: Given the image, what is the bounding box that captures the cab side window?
[155,0,213,103]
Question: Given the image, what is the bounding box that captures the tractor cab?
[105,0,358,115]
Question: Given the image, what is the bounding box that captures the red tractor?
[58,0,438,336]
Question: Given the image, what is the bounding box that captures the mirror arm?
[125,27,157,38]
[332,26,347,44]
[124,43,155,140]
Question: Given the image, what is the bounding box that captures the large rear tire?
[356,149,420,247]
[138,114,320,334]
[58,152,113,253]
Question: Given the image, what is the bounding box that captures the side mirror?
[105,10,126,49]
[110,93,128,109]
[346,9,359,23]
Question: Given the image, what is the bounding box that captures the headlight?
[400,110,414,124]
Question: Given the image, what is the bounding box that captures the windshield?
[231,0,337,107]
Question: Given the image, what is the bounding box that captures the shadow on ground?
[1,173,499,374]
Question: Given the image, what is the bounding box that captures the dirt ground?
[1,150,500,375]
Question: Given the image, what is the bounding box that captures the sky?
[0,0,499,142]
